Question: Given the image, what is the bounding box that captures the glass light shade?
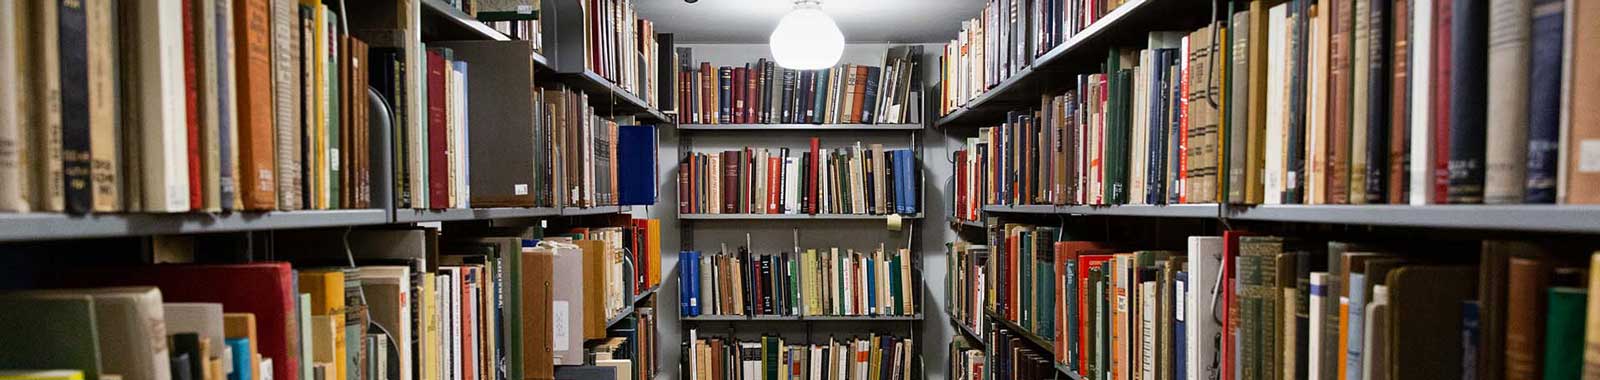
[769,5,844,70]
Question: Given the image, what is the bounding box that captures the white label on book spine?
[552,300,570,351]
[514,184,528,195]
[1581,140,1600,172]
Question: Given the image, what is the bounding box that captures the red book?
[1220,230,1256,380]
[1077,253,1117,367]
[427,51,449,209]
[1432,0,1454,203]
[1007,233,1020,320]
[183,0,201,210]
[732,68,746,124]
[62,263,299,380]
[722,151,739,213]
[808,138,820,214]
[678,160,691,213]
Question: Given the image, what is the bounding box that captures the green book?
[1021,229,1033,329]
[1544,287,1587,380]
[0,296,102,380]
[763,336,780,380]
[789,252,799,316]
[326,7,341,209]
[1038,248,1055,340]
[889,251,903,316]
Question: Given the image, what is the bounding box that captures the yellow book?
[0,371,85,380]
[309,3,326,209]
[298,270,346,380]
[223,313,260,380]
[310,315,339,371]
[421,272,438,380]
[1584,253,1600,378]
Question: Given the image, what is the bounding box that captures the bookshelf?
[0,0,669,379]
[683,314,925,322]
[678,213,924,220]
[677,124,925,131]
[0,210,391,243]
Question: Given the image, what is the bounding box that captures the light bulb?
[769,2,844,70]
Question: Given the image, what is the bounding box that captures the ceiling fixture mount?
[769,0,844,70]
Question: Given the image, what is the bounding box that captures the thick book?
[59,0,91,213]
[12,287,171,380]
[1562,0,1600,203]
[1505,255,1552,380]
[126,0,192,212]
[1410,0,1437,205]
[1523,0,1563,203]
[235,0,276,210]
[1365,0,1392,204]
[1388,0,1411,203]
[1432,0,1456,204]
[0,296,102,378]
[1544,287,1587,378]
[1385,266,1477,379]
[1484,0,1533,204]
[431,41,543,208]
[1327,0,1353,204]
[426,50,449,209]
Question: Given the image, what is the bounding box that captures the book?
[9,287,172,380]
[234,0,276,210]
[0,295,102,378]
[1446,0,1489,203]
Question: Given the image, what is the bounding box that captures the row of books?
[937,0,1134,114]
[0,0,387,213]
[671,46,924,126]
[683,332,916,380]
[678,245,916,318]
[477,10,542,47]
[675,140,921,216]
[0,220,664,380]
[948,340,985,380]
[946,222,1600,380]
[584,0,662,109]
[951,0,1600,209]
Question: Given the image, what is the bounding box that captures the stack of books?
[946,0,1600,206]
[672,46,924,126]
[683,332,915,380]
[677,139,920,216]
[0,219,664,380]
[678,245,916,318]
[938,0,1137,115]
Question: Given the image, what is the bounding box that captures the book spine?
[1432,0,1455,203]
[58,0,90,214]
[273,0,301,210]
[236,0,276,210]
[1227,11,1250,204]
[427,51,447,209]
[1447,0,1489,204]
[184,0,202,211]
[86,0,118,212]
[1327,0,1351,205]
[0,0,21,212]
[1364,0,1391,204]
[1388,0,1411,203]
[1523,0,1563,203]
[1484,0,1533,204]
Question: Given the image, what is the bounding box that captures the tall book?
[125,0,191,212]
[1409,0,1437,205]
[1446,0,1488,203]
[1523,0,1563,203]
[1482,0,1533,204]
[1561,0,1600,203]
[272,0,301,210]
[234,0,276,209]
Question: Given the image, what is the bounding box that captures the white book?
[359,266,413,380]
[1186,236,1223,380]
[129,0,191,212]
[687,329,698,380]
[218,0,239,211]
[1349,0,1372,204]
[1130,49,1150,204]
[1140,281,1157,380]
[1410,0,1436,205]
[1264,3,1289,205]
[1484,0,1533,203]
[455,65,470,209]
[271,0,300,210]
[1306,4,1329,204]
[0,0,21,212]
[1309,272,1330,380]
[785,156,800,214]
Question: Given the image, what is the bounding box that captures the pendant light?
[769,0,844,70]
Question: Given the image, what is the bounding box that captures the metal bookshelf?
[0,210,392,243]
[676,124,925,131]
[934,0,1214,128]
[981,204,1220,218]
[683,314,923,322]
[678,213,924,220]
[634,284,660,304]
[561,205,633,216]
[420,0,512,41]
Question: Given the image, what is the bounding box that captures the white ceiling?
[636,0,984,44]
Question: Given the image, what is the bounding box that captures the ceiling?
[636,0,983,44]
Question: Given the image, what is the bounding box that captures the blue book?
[227,338,251,380]
[813,68,830,124]
[901,150,917,214]
[1525,0,1565,203]
[1147,48,1171,204]
[618,125,659,205]
[861,66,881,123]
[1175,271,1189,380]
[1461,301,1481,380]
[1167,52,1184,204]
[680,250,697,316]
[1345,273,1368,380]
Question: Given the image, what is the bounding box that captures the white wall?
[649,42,958,380]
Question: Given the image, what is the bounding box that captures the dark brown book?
[1505,255,1552,380]
[1385,265,1478,379]
[432,41,543,208]
[235,0,276,210]
[1326,0,1353,204]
